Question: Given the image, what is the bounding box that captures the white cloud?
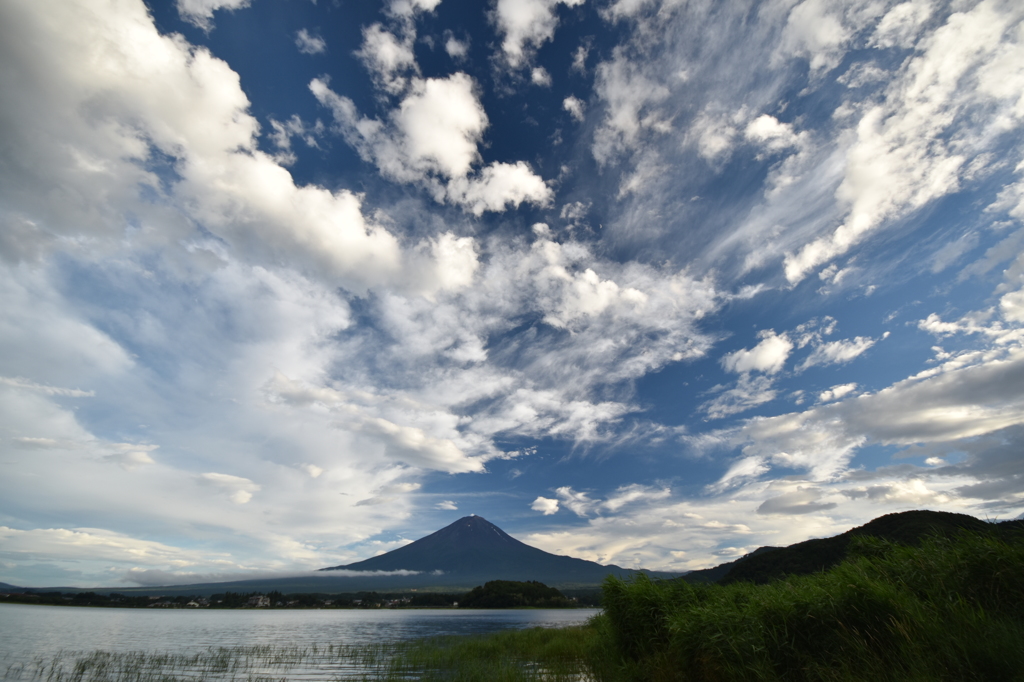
[176,0,250,29]
[745,115,805,154]
[571,43,589,73]
[702,375,778,419]
[311,75,552,214]
[799,336,877,370]
[756,485,837,515]
[721,330,793,375]
[818,382,858,403]
[444,35,469,59]
[493,0,586,69]
[300,463,324,478]
[198,472,261,504]
[295,29,326,55]
[592,53,671,164]
[102,443,158,471]
[785,1,1024,283]
[1002,288,1024,323]
[563,95,585,122]
[446,161,553,216]
[718,335,1024,483]
[602,483,671,512]
[870,0,934,49]
[388,0,441,17]
[267,115,323,165]
[436,500,458,510]
[774,0,870,78]
[356,416,485,474]
[1,0,411,293]
[531,66,552,87]
[357,23,418,95]
[532,496,559,515]
[838,61,889,89]
[388,74,484,177]
[0,526,204,566]
[0,376,94,398]
[709,455,770,492]
[555,486,597,517]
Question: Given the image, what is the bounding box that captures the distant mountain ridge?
[321,515,674,586]
[683,509,1024,585]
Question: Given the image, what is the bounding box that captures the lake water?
[0,603,599,680]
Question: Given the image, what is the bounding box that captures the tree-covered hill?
[459,580,574,608]
[682,509,1024,586]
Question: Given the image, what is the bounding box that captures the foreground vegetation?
[598,531,1024,681]
[5,529,1022,681]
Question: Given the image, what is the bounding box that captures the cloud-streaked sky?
[2,0,1023,587]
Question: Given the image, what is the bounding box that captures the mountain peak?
[320,516,657,585]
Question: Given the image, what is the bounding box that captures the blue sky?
[2,0,1024,588]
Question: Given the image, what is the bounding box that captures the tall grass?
[599,532,1024,681]
[3,631,599,682]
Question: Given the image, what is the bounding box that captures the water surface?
[0,603,598,665]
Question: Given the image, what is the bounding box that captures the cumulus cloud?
[357,23,418,94]
[493,0,586,69]
[563,95,585,121]
[532,496,559,514]
[311,75,552,214]
[436,500,458,510]
[818,382,858,403]
[745,115,806,155]
[0,0,408,292]
[721,330,793,375]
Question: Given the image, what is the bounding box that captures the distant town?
[0,581,602,610]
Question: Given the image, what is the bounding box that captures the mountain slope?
[684,509,1020,586]
[322,515,669,585]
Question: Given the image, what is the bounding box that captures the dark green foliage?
[599,531,1024,681]
[408,592,461,607]
[459,580,573,608]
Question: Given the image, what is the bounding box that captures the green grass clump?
[599,532,1024,681]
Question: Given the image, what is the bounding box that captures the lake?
[0,603,600,680]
